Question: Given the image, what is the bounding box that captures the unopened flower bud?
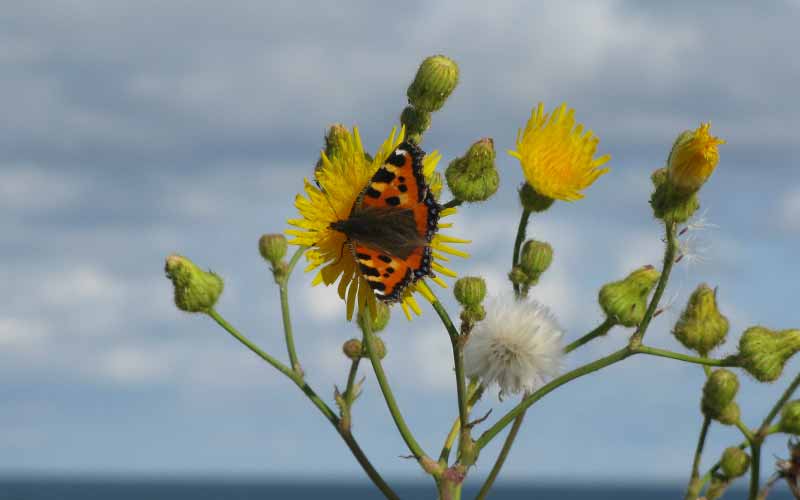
[454,277,487,308]
[702,369,739,419]
[314,124,351,178]
[400,106,431,142]
[259,234,288,266]
[342,339,363,360]
[519,240,553,285]
[738,326,800,382]
[673,284,729,356]
[518,182,555,213]
[407,55,459,113]
[367,336,387,360]
[650,167,699,224]
[445,138,499,202]
[779,400,800,434]
[667,122,725,194]
[716,401,740,426]
[598,265,660,327]
[720,447,750,479]
[164,254,224,313]
[357,302,391,334]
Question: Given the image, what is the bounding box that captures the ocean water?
[0,479,795,500]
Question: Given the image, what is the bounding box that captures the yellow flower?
[286,126,469,321]
[509,103,610,201]
[667,122,725,193]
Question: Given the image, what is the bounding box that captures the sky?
[2,0,800,487]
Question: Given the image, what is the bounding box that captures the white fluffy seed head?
[464,295,564,397]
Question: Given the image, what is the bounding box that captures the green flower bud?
[716,401,741,426]
[738,326,800,382]
[649,167,699,224]
[519,240,553,285]
[672,284,729,356]
[779,400,800,434]
[445,138,499,202]
[164,254,224,313]
[702,369,740,419]
[407,55,459,113]
[720,447,750,479]
[357,302,391,334]
[518,182,555,213]
[598,265,660,327]
[508,266,528,288]
[400,106,431,142]
[461,305,486,325]
[315,124,349,173]
[258,234,288,266]
[454,276,487,308]
[368,336,387,360]
[342,338,363,360]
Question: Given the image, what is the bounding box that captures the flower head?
[286,126,468,321]
[464,295,564,397]
[509,103,610,202]
[667,122,725,193]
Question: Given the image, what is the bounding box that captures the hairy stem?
[207,309,398,499]
[564,318,616,354]
[361,307,431,467]
[439,382,483,465]
[630,221,677,347]
[476,347,633,450]
[430,298,469,438]
[278,246,306,375]
[511,209,531,296]
[476,409,526,500]
[634,345,739,367]
[344,358,361,406]
[685,416,711,500]
[749,442,761,500]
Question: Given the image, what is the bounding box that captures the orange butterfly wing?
[352,142,440,302]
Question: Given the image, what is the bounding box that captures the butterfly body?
[329,141,441,302]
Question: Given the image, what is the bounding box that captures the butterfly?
[329,142,441,302]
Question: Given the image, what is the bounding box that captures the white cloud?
[0,317,49,350]
[781,187,800,232]
[0,165,83,212]
[96,346,170,384]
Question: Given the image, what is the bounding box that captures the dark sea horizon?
[0,476,795,500]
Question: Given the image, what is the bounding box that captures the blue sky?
[3,0,800,486]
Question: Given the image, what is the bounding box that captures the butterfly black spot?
[365,187,381,198]
[385,196,401,206]
[356,252,372,261]
[359,264,380,277]
[386,267,394,274]
[372,168,396,183]
[371,281,387,291]
[378,255,392,263]
[398,176,405,182]
[382,273,390,278]
[386,151,406,166]
[398,184,408,193]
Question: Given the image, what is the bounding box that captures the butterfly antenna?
[321,190,343,221]
[330,239,347,267]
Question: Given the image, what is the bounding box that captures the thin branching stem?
[207,309,398,499]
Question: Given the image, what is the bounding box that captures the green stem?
[476,409,526,500]
[206,309,398,499]
[476,347,633,451]
[630,221,677,346]
[442,199,463,210]
[278,246,306,375]
[344,358,361,406]
[634,345,739,367]
[749,442,761,500]
[430,298,469,435]
[737,419,755,444]
[564,318,616,354]
[685,416,711,500]
[759,370,800,433]
[439,382,483,465]
[361,308,430,465]
[511,209,531,296]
